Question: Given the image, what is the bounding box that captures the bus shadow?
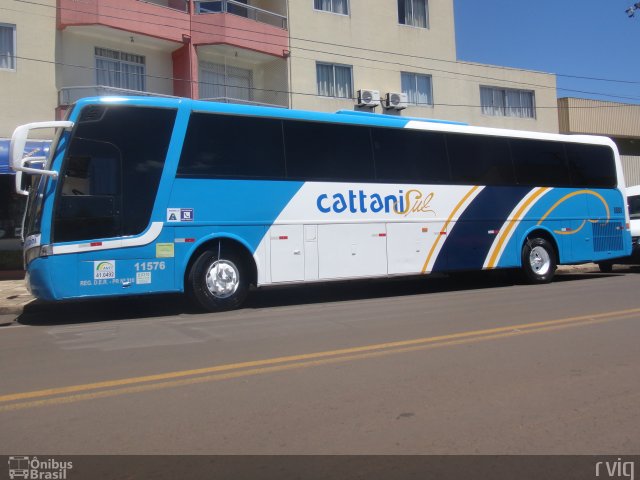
[14,269,612,327]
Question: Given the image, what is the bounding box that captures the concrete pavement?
[0,271,31,318]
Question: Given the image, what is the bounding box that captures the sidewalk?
[0,270,33,316]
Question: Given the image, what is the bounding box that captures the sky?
[454,0,640,105]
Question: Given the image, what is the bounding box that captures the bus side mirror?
[10,121,74,195]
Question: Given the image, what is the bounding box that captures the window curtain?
[412,0,428,28]
[415,74,432,105]
[315,0,347,14]
[480,86,504,116]
[96,48,145,91]
[402,72,432,105]
[333,0,348,14]
[199,62,252,101]
[314,0,331,11]
[511,90,534,118]
[481,87,534,118]
[119,62,145,91]
[0,25,15,70]
[399,0,427,27]
[522,91,535,118]
[96,58,120,88]
[226,65,253,101]
[199,62,226,99]
[316,63,334,97]
[334,65,352,99]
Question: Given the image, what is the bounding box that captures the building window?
[199,62,253,102]
[95,47,145,91]
[401,72,433,106]
[316,63,353,99]
[196,0,249,17]
[314,0,349,15]
[398,0,428,28]
[480,86,536,118]
[0,24,16,70]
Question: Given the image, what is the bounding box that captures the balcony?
[194,0,287,29]
[192,0,288,58]
[58,0,191,43]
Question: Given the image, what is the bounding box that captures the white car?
[598,185,640,272]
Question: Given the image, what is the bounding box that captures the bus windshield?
[53,105,176,243]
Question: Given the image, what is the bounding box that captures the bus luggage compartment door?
[317,223,387,279]
[270,225,305,283]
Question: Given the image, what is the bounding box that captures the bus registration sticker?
[156,243,175,258]
[94,261,116,280]
[136,272,152,285]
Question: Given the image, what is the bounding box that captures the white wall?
[58,28,176,99]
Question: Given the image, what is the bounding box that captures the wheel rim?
[529,246,551,276]
[205,260,240,299]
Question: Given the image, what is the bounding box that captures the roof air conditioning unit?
[385,92,408,110]
[357,89,381,107]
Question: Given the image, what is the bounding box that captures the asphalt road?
[0,267,639,455]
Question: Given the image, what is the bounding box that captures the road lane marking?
[1,307,639,412]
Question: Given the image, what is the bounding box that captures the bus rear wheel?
[187,248,249,312]
[521,237,556,284]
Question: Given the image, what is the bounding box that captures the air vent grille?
[592,221,624,252]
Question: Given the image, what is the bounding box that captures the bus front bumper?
[25,257,58,301]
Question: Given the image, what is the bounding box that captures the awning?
[0,139,51,175]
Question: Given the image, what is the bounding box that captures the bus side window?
[565,143,616,188]
[447,133,514,186]
[511,139,570,187]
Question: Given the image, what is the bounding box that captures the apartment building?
[0,0,559,243]
[0,0,560,136]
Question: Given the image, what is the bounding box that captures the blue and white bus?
[11,96,631,311]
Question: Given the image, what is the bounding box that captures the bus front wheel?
[521,237,556,284]
[187,248,249,312]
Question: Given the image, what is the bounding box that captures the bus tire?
[521,237,556,284]
[186,248,249,312]
[597,262,613,273]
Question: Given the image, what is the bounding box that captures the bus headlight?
[24,244,52,265]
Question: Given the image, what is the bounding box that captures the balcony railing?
[194,1,287,29]
[137,0,189,12]
[199,97,287,108]
[59,86,176,106]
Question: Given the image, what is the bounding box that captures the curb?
[0,300,33,317]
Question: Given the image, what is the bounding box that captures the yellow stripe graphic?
[486,187,550,269]
[421,186,480,273]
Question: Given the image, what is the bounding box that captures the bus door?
[50,105,177,299]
